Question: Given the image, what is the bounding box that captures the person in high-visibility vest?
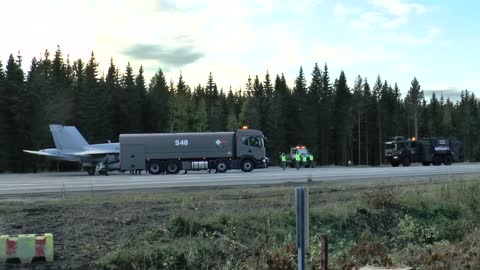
[301,154,307,167]
[309,154,315,168]
[281,152,287,170]
[295,151,301,170]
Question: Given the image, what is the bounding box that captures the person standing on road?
[281,152,287,170]
[309,153,315,168]
[295,151,301,170]
[301,154,307,168]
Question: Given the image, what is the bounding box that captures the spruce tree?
[267,74,290,162]
[307,63,322,155]
[135,65,148,132]
[171,73,191,132]
[0,59,8,171]
[192,98,208,131]
[363,78,376,165]
[292,66,308,145]
[107,58,126,136]
[123,62,142,133]
[352,75,363,165]
[3,54,25,171]
[80,52,101,141]
[262,71,274,136]
[405,77,423,138]
[332,71,352,165]
[428,91,441,136]
[148,68,170,132]
[49,46,73,126]
[239,77,261,129]
[225,87,239,131]
[318,63,333,165]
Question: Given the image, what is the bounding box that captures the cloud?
[123,44,204,68]
[312,44,403,68]
[424,88,462,101]
[157,0,179,12]
[334,4,361,18]
[396,63,429,73]
[287,0,319,15]
[346,0,429,33]
[369,0,426,16]
[389,27,440,45]
[383,16,408,28]
[351,20,373,31]
[351,12,408,30]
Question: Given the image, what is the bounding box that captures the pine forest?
[0,47,478,172]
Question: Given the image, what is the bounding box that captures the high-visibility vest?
[302,155,306,162]
[295,153,300,161]
[281,154,286,162]
[310,154,314,161]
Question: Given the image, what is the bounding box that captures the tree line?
[0,47,478,172]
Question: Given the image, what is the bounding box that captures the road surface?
[0,163,479,195]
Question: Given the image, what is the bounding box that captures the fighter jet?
[23,124,120,175]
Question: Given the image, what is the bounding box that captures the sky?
[1,0,478,100]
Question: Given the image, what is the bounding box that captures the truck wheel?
[422,162,431,166]
[216,160,228,173]
[166,161,180,174]
[391,162,400,167]
[87,168,95,175]
[241,159,254,172]
[433,156,442,166]
[443,155,453,165]
[402,156,411,167]
[147,161,162,175]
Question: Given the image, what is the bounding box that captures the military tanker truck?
[119,127,267,174]
[384,136,463,167]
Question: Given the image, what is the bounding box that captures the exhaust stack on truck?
[119,127,267,174]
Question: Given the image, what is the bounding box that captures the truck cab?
[235,129,268,170]
[384,137,415,166]
[286,145,311,167]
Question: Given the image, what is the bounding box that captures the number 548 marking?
[175,139,189,146]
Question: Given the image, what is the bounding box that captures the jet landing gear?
[85,162,109,176]
[96,162,109,176]
[87,167,95,175]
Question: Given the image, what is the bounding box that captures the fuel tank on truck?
[119,132,236,160]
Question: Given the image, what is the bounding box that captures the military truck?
[384,136,463,167]
[285,145,312,168]
[119,127,267,174]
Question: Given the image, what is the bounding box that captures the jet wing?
[23,149,83,161]
[72,149,119,156]
[23,150,65,158]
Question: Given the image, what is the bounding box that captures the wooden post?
[321,234,328,270]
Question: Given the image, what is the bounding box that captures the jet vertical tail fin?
[49,125,89,150]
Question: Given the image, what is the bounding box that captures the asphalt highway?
[1,163,480,195]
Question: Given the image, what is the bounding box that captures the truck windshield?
[385,143,395,150]
[292,148,308,155]
[298,149,308,154]
[242,136,263,148]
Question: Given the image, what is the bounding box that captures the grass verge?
[1,176,480,269]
